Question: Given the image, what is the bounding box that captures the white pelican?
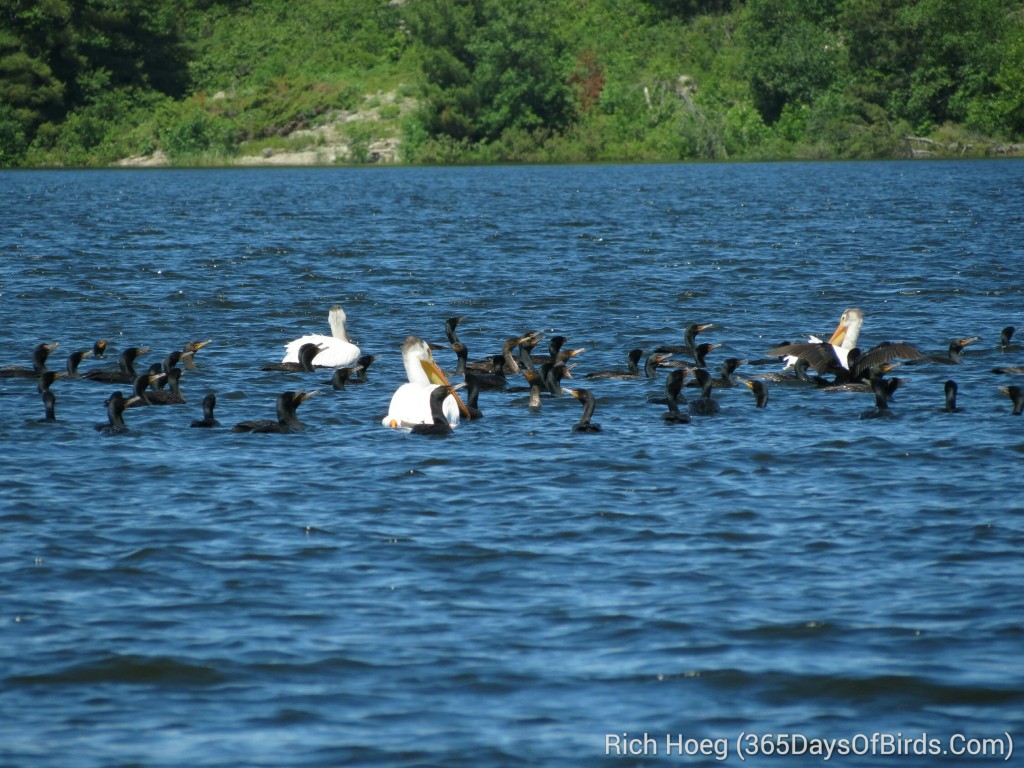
[768,307,921,379]
[772,307,863,370]
[383,336,469,429]
[283,305,360,368]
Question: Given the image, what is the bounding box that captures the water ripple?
[1,161,1022,767]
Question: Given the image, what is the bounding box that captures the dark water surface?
[1,162,1023,767]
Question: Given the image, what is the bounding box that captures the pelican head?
[400,336,470,418]
[402,336,443,386]
[828,308,864,350]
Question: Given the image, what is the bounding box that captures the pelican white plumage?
[822,307,864,369]
[383,336,468,429]
[282,305,360,368]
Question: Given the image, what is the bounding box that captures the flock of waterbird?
[3,305,1023,437]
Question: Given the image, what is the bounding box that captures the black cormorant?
[860,377,898,419]
[710,357,747,388]
[662,369,691,424]
[411,385,462,436]
[65,349,94,379]
[656,322,713,364]
[84,346,150,384]
[688,369,720,416]
[744,378,769,408]
[463,372,484,419]
[181,340,212,370]
[523,369,544,410]
[95,391,128,434]
[190,393,221,427]
[40,390,57,422]
[262,342,321,372]
[144,368,186,405]
[942,380,963,413]
[907,336,979,365]
[444,316,464,346]
[37,370,62,394]
[125,373,155,408]
[586,348,644,380]
[0,342,58,378]
[566,388,602,432]
[232,390,318,433]
[999,385,1024,415]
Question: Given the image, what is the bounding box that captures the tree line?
[1,0,1021,166]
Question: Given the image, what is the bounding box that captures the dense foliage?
[1,0,1021,166]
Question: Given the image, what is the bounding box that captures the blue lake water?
[1,161,1023,767]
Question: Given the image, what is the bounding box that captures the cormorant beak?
[558,349,586,376]
[296,389,320,404]
[190,340,213,352]
[697,323,714,333]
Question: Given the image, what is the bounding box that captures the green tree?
[900,0,1006,128]
[839,0,908,115]
[985,19,1024,136]
[0,101,28,162]
[186,0,405,92]
[739,0,844,125]
[0,2,73,128]
[405,0,575,150]
[0,0,188,143]
[2,0,1022,166]
[643,0,737,19]
[841,0,1016,132]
